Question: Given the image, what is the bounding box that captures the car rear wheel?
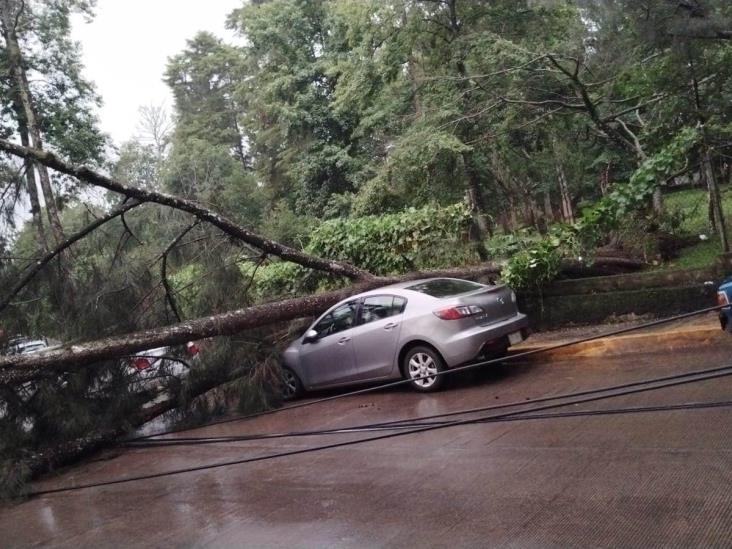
[281,366,303,400]
[403,346,446,392]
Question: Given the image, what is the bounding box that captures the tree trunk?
[556,159,574,223]
[543,190,554,223]
[462,153,490,259]
[652,187,664,216]
[600,162,611,196]
[703,147,729,251]
[0,1,64,245]
[686,44,728,252]
[20,395,182,481]
[15,109,47,251]
[0,263,506,384]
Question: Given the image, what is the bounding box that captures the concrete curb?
[509,326,727,360]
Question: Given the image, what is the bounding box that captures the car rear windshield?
[406,279,484,298]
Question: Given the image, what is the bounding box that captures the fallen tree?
[0,255,646,386]
[0,264,504,384]
[0,140,651,489]
[0,141,647,387]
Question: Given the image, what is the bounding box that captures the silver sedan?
[280,277,529,397]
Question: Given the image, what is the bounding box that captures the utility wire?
[125,399,732,448]
[129,362,732,446]
[28,360,732,497]
[129,304,726,442]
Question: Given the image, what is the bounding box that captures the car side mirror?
[303,329,319,344]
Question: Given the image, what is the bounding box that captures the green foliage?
[259,200,318,248]
[580,127,701,230]
[307,203,473,274]
[665,186,732,237]
[501,239,562,291]
[244,203,476,297]
[501,128,702,289]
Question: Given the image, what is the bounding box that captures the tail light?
[132,357,151,371]
[186,341,200,356]
[718,292,730,307]
[434,305,484,320]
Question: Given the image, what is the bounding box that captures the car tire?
[403,346,446,392]
[281,366,303,401]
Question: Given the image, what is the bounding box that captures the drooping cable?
[28,360,732,497]
[128,304,726,442]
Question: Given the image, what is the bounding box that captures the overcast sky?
[70,0,243,146]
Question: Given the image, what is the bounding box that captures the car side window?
[360,295,407,325]
[312,301,358,337]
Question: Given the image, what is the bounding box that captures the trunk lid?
[455,285,517,325]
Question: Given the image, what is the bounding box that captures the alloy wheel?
[408,352,438,388]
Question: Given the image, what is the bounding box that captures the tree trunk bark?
[686,44,728,252]
[0,1,64,245]
[462,153,490,259]
[556,159,574,223]
[543,190,554,223]
[16,111,47,250]
[652,187,664,216]
[703,147,729,251]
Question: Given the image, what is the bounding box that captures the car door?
[350,295,406,380]
[299,300,359,387]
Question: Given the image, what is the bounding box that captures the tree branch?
[546,54,637,154]
[160,221,200,323]
[120,210,144,245]
[601,94,667,122]
[499,96,586,110]
[0,139,373,282]
[0,199,143,313]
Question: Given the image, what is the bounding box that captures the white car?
[124,342,200,390]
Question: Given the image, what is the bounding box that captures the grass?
[664,185,732,236]
[662,237,721,270]
[659,185,732,270]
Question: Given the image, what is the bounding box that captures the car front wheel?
[281,367,303,400]
[403,346,446,392]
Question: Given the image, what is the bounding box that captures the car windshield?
[406,279,484,298]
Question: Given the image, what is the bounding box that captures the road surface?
[3,343,732,548]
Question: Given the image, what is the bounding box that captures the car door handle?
[338,336,351,344]
[383,322,398,330]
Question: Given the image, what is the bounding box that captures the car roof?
[351,278,490,301]
[321,278,489,318]
[371,277,486,292]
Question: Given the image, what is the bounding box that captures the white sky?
[70,0,243,146]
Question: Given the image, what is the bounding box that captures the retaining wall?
[515,260,729,331]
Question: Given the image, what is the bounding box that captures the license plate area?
[508,331,523,345]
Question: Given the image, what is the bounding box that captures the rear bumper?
[440,313,530,367]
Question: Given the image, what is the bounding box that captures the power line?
[128,304,726,442]
[29,360,732,497]
[126,399,732,448]
[129,362,732,447]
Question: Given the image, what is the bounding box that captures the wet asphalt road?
[4,343,732,548]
